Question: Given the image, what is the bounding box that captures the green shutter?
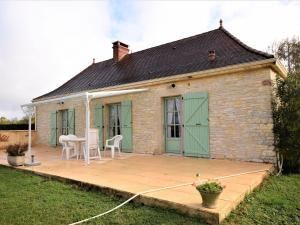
[50,111,57,147]
[121,100,132,152]
[94,104,103,149]
[183,92,209,157]
[68,108,75,134]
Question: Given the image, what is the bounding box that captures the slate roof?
[33,26,274,101]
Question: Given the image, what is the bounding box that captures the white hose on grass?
[69,169,269,225]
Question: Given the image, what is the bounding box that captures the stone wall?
[0,130,37,150]
[35,67,275,162]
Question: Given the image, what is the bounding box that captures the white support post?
[85,94,90,165]
[21,104,40,166]
[28,115,32,157]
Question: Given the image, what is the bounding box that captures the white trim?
[85,95,90,165]
[26,89,148,106]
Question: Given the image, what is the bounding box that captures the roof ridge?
[219,27,273,58]
[129,28,220,55]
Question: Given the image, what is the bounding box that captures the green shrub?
[272,75,300,173]
[6,144,28,156]
[0,124,35,130]
[196,181,223,194]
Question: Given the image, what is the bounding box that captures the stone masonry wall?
[36,67,275,162]
[36,99,86,145]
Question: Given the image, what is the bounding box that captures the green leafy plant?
[272,75,300,173]
[196,181,224,194]
[6,144,28,156]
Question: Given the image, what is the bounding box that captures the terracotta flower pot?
[199,191,222,209]
[7,155,25,166]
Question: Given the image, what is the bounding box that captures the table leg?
[76,143,79,160]
[81,142,86,159]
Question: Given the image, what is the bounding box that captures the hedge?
[0,124,35,130]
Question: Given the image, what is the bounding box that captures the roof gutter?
[271,59,287,78]
[32,58,286,103]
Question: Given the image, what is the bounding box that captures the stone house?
[32,22,286,162]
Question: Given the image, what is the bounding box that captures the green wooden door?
[68,108,75,134]
[165,97,182,154]
[50,111,57,147]
[183,92,209,157]
[121,100,132,152]
[94,104,103,149]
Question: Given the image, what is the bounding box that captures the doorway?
[55,109,70,146]
[164,96,183,154]
[61,110,68,135]
[108,103,121,138]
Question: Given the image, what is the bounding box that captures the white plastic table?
[67,137,86,160]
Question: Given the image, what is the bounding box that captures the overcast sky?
[0,0,300,119]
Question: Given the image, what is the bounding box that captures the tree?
[0,117,10,124]
[17,116,29,124]
[0,116,34,125]
[269,37,300,77]
[271,36,300,173]
[272,76,300,173]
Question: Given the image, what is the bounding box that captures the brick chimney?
[112,41,129,62]
[208,50,216,61]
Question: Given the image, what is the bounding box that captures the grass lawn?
[223,173,300,225]
[0,166,299,225]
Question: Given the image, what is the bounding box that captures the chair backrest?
[113,135,123,148]
[66,134,77,147]
[59,135,68,148]
[88,128,99,148]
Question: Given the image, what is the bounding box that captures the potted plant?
[6,144,28,166]
[196,181,224,209]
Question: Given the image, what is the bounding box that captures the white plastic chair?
[59,135,75,160]
[104,135,123,158]
[66,134,80,159]
[83,128,101,160]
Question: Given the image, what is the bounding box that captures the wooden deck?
[0,144,272,224]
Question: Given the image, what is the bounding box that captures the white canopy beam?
[29,89,148,105]
[22,88,148,165]
[85,94,90,165]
